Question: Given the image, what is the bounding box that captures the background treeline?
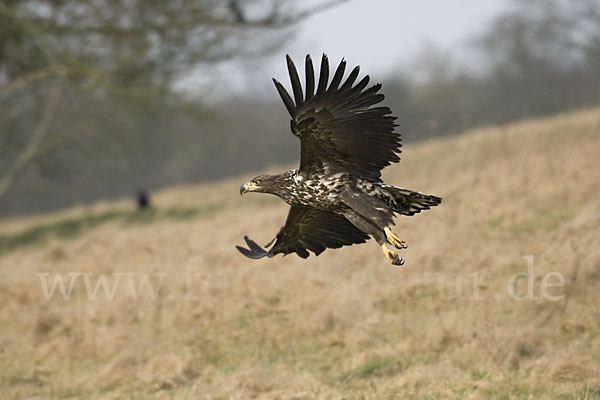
[1,0,599,217]
[388,0,600,141]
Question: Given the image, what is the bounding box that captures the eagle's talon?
[384,227,407,250]
[381,244,405,267]
[391,254,404,266]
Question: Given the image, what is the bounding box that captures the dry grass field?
[1,108,599,399]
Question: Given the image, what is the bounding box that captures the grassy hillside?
[1,108,599,399]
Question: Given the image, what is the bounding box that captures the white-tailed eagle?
[237,54,441,265]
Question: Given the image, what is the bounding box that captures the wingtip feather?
[328,58,346,92]
[305,54,315,101]
[286,55,303,106]
[316,53,330,95]
[273,78,296,118]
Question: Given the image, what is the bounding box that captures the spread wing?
[273,54,402,181]
[236,205,369,259]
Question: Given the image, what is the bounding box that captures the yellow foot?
[381,244,405,266]
[384,227,407,250]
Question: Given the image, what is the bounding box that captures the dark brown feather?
[339,65,360,93]
[305,55,315,101]
[327,58,346,92]
[286,55,304,106]
[270,205,369,258]
[316,54,329,95]
[273,78,296,118]
[273,54,402,181]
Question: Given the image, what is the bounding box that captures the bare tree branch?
[0,0,351,203]
[9,0,348,34]
[0,85,63,199]
[0,67,69,93]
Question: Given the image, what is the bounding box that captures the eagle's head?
[240,174,284,196]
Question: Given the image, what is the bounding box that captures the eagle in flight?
[236,54,441,266]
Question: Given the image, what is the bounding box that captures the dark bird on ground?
[236,54,441,266]
[136,188,151,210]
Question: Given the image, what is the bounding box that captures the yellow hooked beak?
[240,181,259,195]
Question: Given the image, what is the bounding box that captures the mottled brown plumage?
[237,54,441,266]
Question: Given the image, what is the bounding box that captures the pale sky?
[187,0,509,99]
[278,0,508,75]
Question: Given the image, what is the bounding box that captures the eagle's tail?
[386,185,442,216]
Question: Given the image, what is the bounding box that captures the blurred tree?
[382,0,600,144]
[472,0,600,123]
[0,0,347,200]
[407,45,468,138]
[518,0,600,73]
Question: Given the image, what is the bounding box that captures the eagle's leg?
[342,210,405,267]
[384,227,407,250]
[381,244,405,266]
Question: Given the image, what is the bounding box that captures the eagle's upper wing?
[273,54,402,181]
[236,205,369,259]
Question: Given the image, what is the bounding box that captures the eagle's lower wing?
[236,205,369,259]
[273,54,402,181]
